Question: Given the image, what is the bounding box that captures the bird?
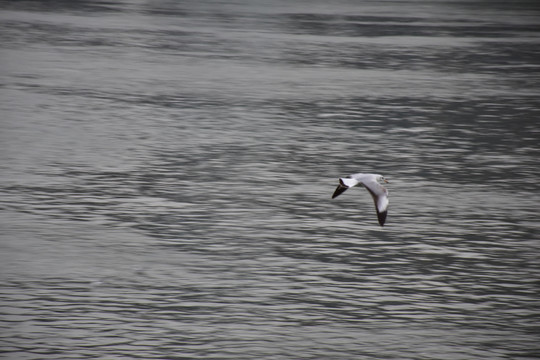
[332,173,389,226]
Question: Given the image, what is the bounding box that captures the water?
[1,0,539,359]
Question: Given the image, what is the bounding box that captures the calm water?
[1,0,539,359]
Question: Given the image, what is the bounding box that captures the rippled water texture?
[1,0,539,359]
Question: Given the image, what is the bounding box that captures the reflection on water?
[1,0,539,359]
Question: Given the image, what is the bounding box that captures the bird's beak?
[384,179,389,183]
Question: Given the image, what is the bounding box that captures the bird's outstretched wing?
[332,177,359,199]
[361,179,389,226]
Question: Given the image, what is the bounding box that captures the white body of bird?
[332,173,389,226]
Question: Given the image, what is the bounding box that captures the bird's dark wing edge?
[376,209,387,226]
[332,184,348,199]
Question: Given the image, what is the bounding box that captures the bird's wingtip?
[377,210,387,226]
[332,184,348,199]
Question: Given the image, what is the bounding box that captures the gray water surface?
[1,0,539,359]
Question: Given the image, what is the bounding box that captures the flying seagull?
[332,173,389,226]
